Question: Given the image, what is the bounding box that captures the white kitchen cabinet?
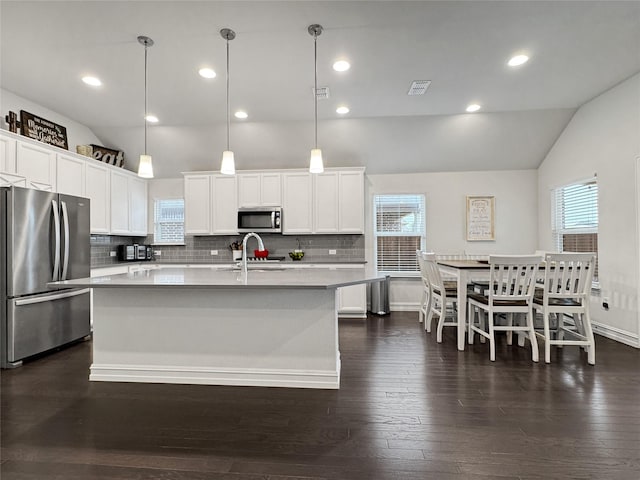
[282,172,313,234]
[129,176,148,236]
[109,170,130,234]
[56,153,85,197]
[85,161,110,234]
[338,283,367,318]
[313,172,339,233]
[237,172,282,207]
[16,140,56,191]
[0,133,17,174]
[338,170,364,233]
[184,174,211,234]
[211,174,238,234]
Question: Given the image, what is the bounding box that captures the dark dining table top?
[437,259,547,270]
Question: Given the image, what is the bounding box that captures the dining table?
[436,259,493,351]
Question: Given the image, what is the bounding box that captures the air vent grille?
[407,80,431,96]
[312,86,330,99]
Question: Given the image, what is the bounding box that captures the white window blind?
[154,198,185,244]
[374,194,426,274]
[552,180,598,281]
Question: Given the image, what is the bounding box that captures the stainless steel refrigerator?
[1,186,91,368]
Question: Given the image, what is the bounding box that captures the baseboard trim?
[592,322,639,348]
[90,363,340,389]
[390,302,420,312]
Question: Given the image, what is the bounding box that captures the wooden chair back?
[541,252,595,305]
[488,255,542,303]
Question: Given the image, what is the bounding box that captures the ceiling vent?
[312,86,330,99]
[407,80,431,96]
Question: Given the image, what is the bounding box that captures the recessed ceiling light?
[333,60,350,72]
[198,67,216,79]
[336,106,350,115]
[82,76,102,87]
[508,54,529,67]
[234,111,248,119]
[466,104,481,113]
[145,115,159,123]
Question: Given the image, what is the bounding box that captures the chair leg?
[583,310,596,366]
[425,300,434,333]
[488,312,496,361]
[543,311,551,364]
[419,290,425,323]
[436,301,447,343]
[527,309,539,362]
[506,313,513,346]
[480,311,487,343]
[468,302,475,345]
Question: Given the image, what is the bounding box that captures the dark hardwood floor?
[2,312,640,479]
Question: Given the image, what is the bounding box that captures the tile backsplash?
[91,234,364,266]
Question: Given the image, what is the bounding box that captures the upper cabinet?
[110,170,130,235]
[16,140,56,191]
[85,161,110,234]
[282,172,313,234]
[185,168,364,237]
[129,176,148,236]
[0,134,17,174]
[56,153,86,197]
[237,172,282,207]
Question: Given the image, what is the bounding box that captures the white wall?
[366,169,539,310]
[0,88,103,149]
[538,73,640,347]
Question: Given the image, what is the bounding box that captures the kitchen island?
[53,266,381,389]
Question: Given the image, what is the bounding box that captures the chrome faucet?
[242,232,265,277]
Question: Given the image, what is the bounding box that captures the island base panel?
[90,288,340,389]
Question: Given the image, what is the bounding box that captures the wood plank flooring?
[2,312,640,479]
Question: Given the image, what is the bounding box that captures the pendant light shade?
[137,35,154,178]
[308,24,324,173]
[220,28,236,175]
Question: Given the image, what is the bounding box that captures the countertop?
[55,266,382,290]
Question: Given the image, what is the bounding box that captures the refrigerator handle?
[61,200,70,280]
[52,199,61,281]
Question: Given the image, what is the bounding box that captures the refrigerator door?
[59,194,90,281]
[6,288,91,364]
[5,187,59,297]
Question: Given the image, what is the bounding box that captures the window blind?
[552,180,598,281]
[374,194,425,274]
[154,199,185,244]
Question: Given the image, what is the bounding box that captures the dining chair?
[533,252,596,365]
[467,255,542,362]
[424,253,458,341]
[417,250,431,327]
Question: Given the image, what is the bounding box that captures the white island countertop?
[52,266,384,290]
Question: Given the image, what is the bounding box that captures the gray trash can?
[369,275,390,315]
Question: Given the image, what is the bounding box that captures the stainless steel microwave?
[237,207,282,233]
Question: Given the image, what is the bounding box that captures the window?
[552,179,598,281]
[374,194,426,275]
[154,198,185,244]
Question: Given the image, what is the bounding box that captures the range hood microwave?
[237,207,282,233]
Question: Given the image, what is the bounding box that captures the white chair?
[423,253,458,342]
[417,250,431,326]
[533,252,596,365]
[467,255,542,362]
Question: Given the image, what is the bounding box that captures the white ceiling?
[1,1,639,177]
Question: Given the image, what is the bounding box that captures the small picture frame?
[466,196,495,241]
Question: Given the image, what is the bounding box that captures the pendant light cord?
[226,37,230,151]
[144,44,148,155]
[313,32,318,149]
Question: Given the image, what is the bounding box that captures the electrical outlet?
[329,249,337,255]
[210,250,218,255]
[109,251,116,257]
[154,250,162,256]
[602,297,609,310]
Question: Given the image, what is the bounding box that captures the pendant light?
[137,35,154,178]
[220,28,236,175]
[308,24,324,173]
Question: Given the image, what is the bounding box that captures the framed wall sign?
[90,144,125,167]
[19,110,68,150]
[466,195,495,241]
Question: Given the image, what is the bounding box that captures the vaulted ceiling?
[1,1,639,177]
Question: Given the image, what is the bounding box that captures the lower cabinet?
[338,283,367,318]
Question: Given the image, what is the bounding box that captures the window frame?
[153,197,186,246]
[373,193,426,277]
